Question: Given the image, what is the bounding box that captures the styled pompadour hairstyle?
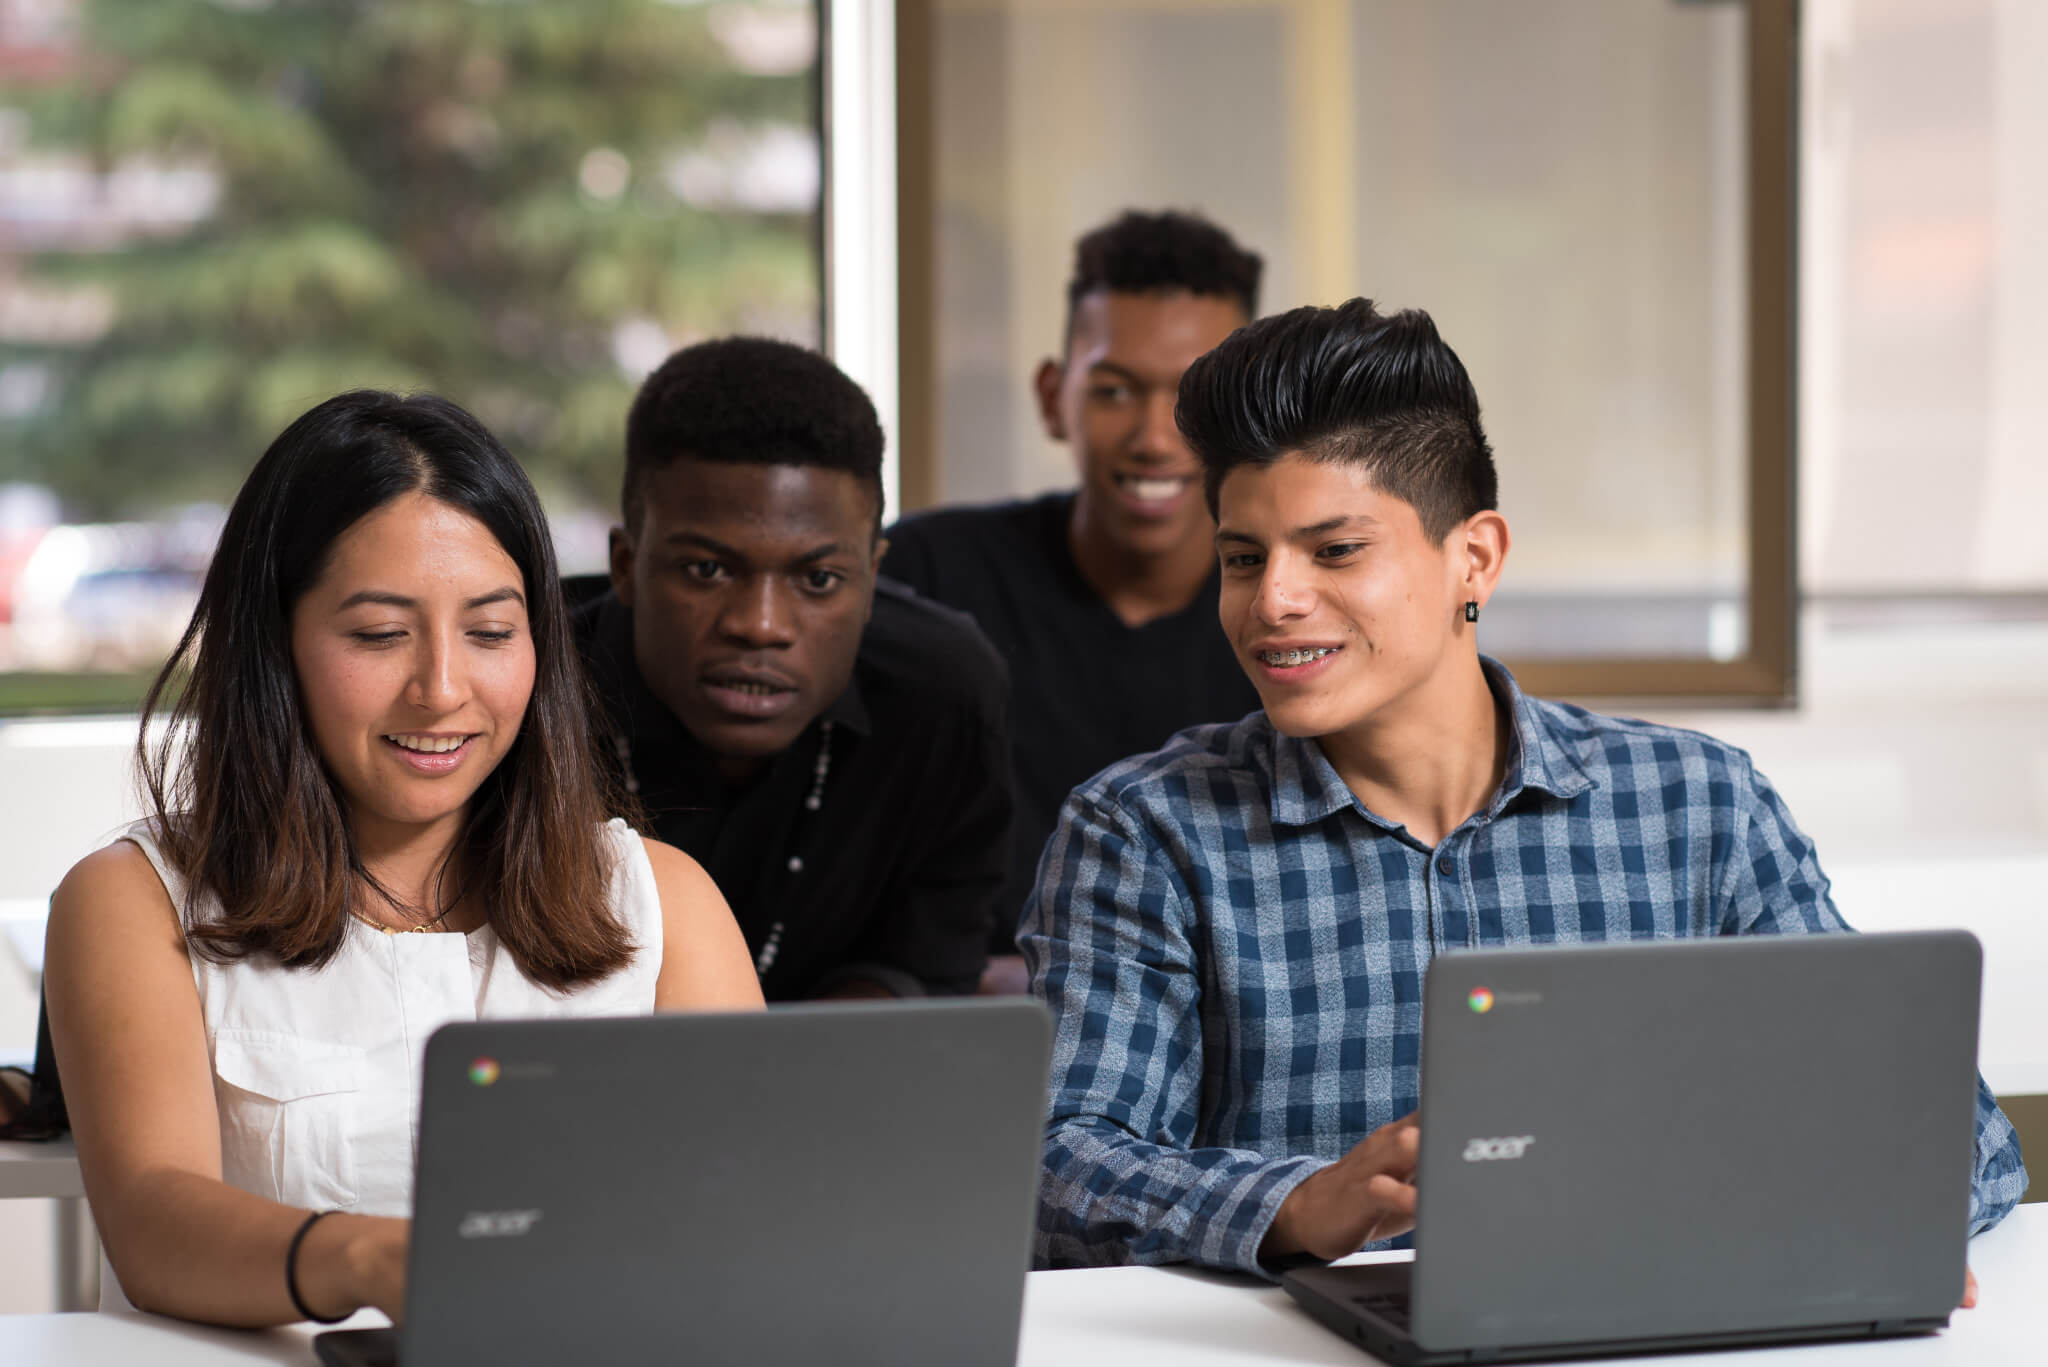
[1063,209,1262,345]
[623,336,886,531]
[1175,297,1498,543]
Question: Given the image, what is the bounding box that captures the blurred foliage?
[0,669,162,712]
[0,0,820,518]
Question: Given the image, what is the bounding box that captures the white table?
[0,1137,98,1312]
[1016,1206,2046,1365]
[0,1136,81,1200]
[0,1205,2039,1365]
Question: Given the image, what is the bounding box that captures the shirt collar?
[1267,656,1595,829]
[820,664,872,737]
[1483,656,1596,808]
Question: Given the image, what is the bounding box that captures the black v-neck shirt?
[570,577,1012,1001]
[882,492,1262,938]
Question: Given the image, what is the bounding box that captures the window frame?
[890,0,1801,705]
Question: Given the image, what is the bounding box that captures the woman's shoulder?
[51,825,183,946]
[633,835,760,1010]
[596,817,670,887]
[596,819,708,875]
[589,824,734,959]
[631,835,732,938]
[60,835,158,895]
[630,832,716,897]
[68,816,179,889]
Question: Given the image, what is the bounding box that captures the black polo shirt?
[571,577,1012,1001]
[881,492,1261,941]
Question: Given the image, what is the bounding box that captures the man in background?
[573,337,1011,1001]
[883,210,1264,981]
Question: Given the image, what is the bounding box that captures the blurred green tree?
[0,0,819,518]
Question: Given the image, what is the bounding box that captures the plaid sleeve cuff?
[1036,1120,1338,1276]
[1968,1081,2029,1236]
[1198,1154,1336,1279]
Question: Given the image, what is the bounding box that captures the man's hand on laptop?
[1260,1112,1421,1264]
[1962,1266,1977,1309]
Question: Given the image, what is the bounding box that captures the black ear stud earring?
[1464,601,1479,623]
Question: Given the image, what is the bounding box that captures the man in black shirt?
[574,337,1011,1001]
[883,211,1263,968]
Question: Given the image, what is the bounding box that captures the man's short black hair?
[1176,297,1498,543]
[623,336,885,531]
[1063,209,1262,346]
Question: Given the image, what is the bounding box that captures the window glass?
[0,0,821,709]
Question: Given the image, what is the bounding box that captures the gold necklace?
[349,905,457,934]
[349,881,463,935]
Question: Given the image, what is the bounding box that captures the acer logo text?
[458,1209,543,1239]
[1461,1136,1535,1161]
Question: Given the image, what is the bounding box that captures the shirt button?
[787,856,804,874]
[1436,856,1454,876]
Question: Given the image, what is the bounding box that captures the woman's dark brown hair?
[138,389,633,988]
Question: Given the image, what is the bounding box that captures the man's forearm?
[1038,1117,1328,1275]
[1968,1079,2028,1235]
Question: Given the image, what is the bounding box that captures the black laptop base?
[1283,1264,1948,1366]
[312,1327,398,1367]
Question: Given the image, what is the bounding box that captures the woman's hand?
[301,1214,410,1323]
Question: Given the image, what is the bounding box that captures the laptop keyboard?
[1352,1288,1413,1330]
[312,1327,399,1367]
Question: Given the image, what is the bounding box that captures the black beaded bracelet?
[285,1209,350,1324]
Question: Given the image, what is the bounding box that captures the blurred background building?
[0,0,820,700]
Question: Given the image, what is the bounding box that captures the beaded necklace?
[613,718,835,980]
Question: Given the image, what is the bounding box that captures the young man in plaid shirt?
[1021,298,2027,1287]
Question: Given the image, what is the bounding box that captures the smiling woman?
[288,494,540,903]
[139,393,632,972]
[39,391,759,1331]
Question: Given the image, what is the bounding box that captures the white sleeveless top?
[112,816,661,1220]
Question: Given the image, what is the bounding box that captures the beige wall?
[1803,0,2048,590]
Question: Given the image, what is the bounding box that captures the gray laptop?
[1284,931,1982,1364]
[316,997,1052,1367]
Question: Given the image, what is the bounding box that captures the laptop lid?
[396,998,1052,1367]
[1408,931,1979,1353]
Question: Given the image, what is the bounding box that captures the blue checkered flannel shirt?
[1020,660,2029,1275]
